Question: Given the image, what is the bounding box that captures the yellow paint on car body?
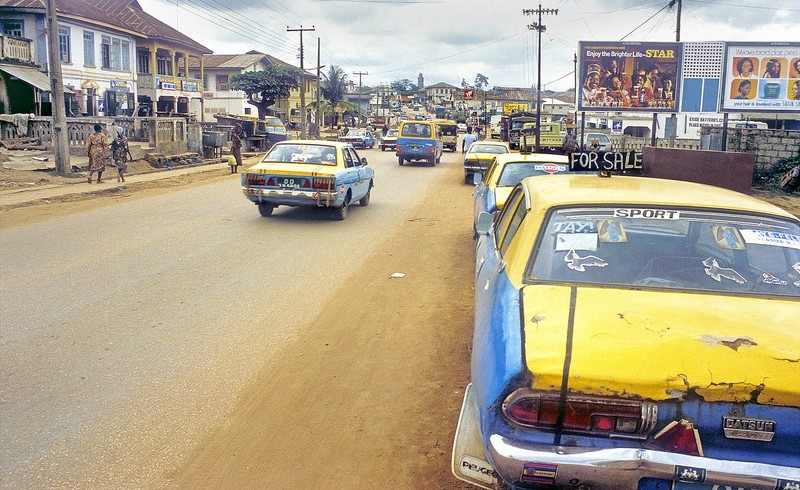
[521,285,800,406]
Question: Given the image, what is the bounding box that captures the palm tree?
[321,65,358,127]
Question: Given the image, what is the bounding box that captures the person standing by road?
[230,124,244,174]
[111,127,132,183]
[462,127,478,153]
[86,124,108,184]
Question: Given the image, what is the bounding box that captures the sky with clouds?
[136,0,798,92]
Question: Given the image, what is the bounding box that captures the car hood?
[521,285,800,407]
[245,162,337,176]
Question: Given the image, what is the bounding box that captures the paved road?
[0,144,475,488]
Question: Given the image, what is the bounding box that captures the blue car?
[338,129,375,149]
[396,120,443,166]
[454,174,800,489]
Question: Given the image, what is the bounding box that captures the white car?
[457,123,468,133]
[581,132,612,151]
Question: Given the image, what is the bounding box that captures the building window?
[83,31,94,66]
[217,74,228,91]
[2,20,24,37]
[58,26,70,63]
[101,35,130,71]
[137,50,149,74]
[156,55,172,76]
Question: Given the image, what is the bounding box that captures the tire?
[436,153,441,164]
[464,173,472,185]
[428,157,435,167]
[333,198,349,220]
[258,202,274,217]
[359,185,371,206]
[398,156,404,165]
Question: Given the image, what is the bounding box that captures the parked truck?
[519,122,564,153]
[506,111,536,150]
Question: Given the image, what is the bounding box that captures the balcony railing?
[1,35,33,63]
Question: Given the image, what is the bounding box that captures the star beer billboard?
[578,41,682,112]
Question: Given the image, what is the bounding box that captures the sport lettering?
[614,209,681,220]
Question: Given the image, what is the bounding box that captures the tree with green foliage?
[229,65,300,119]
[321,65,358,127]
[391,79,417,95]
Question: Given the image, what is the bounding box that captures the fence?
[0,115,189,155]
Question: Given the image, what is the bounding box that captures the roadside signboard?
[577,41,682,112]
[721,42,800,112]
[503,103,529,114]
[463,89,475,100]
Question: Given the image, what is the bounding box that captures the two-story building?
[189,50,316,126]
[425,82,459,108]
[0,0,210,117]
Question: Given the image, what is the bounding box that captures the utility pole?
[287,25,315,139]
[524,3,558,152]
[353,70,368,126]
[315,37,325,136]
[44,0,70,175]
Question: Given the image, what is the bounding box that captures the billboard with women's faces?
[722,42,800,112]
[577,41,682,112]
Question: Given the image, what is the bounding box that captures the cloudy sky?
[136,0,798,92]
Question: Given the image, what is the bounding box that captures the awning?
[0,65,74,93]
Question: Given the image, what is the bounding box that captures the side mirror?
[476,212,494,236]
[473,172,482,185]
[361,157,368,166]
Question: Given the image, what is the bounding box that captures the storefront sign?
[161,82,176,90]
[110,80,129,92]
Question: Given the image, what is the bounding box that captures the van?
[489,115,503,139]
[433,119,459,152]
[396,120,443,166]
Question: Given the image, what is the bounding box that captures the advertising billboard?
[578,42,682,112]
[721,42,800,112]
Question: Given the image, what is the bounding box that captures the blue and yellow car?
[241,140,374,220]
[472,152,568,233]
[455,174,800,489]
[463,141,510,185]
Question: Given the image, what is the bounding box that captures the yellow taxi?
[462,141,509,184]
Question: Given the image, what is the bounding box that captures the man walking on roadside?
[462,127,478,153]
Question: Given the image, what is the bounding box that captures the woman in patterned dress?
[112,126,132,182]
[86,124,108,184]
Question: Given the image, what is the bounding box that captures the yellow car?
[462,141,510,184]
[455,174,800,489]
[241,140,374,220]
[472,152,568,234]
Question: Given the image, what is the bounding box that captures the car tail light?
[266,177,278,186]
[246,174,266,186]
[503,390,657,437]
[312,177,333,190]
[650,420,703,456]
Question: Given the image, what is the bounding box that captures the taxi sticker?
[564,249,608,272]
[740,230,800,250]
[598,220,627,243]
[712,226,746,250]
[553,221,596,234]
[613,209,680,220]
[703,257,746,284]
[555,233,598,251]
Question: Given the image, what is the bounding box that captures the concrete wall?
[701,127,800,172]
[642,147,755,194]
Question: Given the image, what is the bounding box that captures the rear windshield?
[261,144,337,166]
[470,144,508,155]
[401,124,431,137]
[526,206,800,297]
[496,161,568,186]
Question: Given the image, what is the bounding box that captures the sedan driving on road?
[338,129,376,149]
[241,140,374,220]
[455,174,800,489]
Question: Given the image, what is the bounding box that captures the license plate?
[411,145,420,151]
[278,177,300,189]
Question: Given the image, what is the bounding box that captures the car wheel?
[436,154,441,164]
[464,173,472,185]
[398,156,404,165]
[359,185,371,206]
[333,199,349,220]
[258,202,274,217]
[428,157,435,167]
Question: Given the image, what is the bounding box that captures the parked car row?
[455,164,800,488]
